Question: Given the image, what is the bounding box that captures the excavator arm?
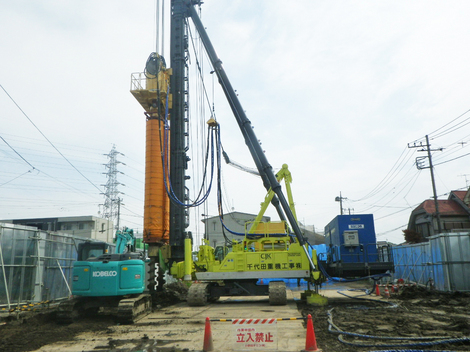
[115,227,136,254]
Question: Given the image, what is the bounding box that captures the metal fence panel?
[430,233,470,291]
[392,232,470,292]
[392,242,434,287]
[0,223,105,308]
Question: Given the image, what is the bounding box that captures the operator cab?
[87,252,145,263]
[77,242,115,261]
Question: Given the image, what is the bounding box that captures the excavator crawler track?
[187,282,209,306]
[57,298,81,324]
[117,293,152,323]
[57,294,151,324]
[269,281,287,305]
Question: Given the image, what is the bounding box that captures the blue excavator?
[57,228,151,323]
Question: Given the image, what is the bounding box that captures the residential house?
[407,189,470,238]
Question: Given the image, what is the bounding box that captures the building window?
[416,223,430,237]
[78,223,84,230]
[443,221,470,231]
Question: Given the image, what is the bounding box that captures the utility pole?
[408,135,443,234]
[335,192,347,215]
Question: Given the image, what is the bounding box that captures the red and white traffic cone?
[383,285,390,298]
[302,314,322,351]
[202,317,214,352]
[375,284,380,296]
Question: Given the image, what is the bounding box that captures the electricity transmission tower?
[100,145,125,230]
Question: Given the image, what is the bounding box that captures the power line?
[429,108,470,140]
[0,84,102,193]
[434,151,470,166]
[0,169,34,187]
[351,147,415,202]
[376,223,409,237]
[375,204,417,221]
[409,108,470,144]
[0,135,36,170]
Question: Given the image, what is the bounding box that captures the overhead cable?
[0,169,34,188]
[429,108,470,140]
[434,151,470,166]
[0,84,102,193]
[0,134,36,170]
[408,107,470,144]
[352,147,413,202]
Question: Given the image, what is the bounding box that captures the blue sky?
[1,1,470,244]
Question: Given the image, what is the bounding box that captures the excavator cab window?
[77,242,111,261]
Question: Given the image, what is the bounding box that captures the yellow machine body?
[171,221,322,283]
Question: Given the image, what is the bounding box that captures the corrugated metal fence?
[392,232,470,292]
[0,223,98,309]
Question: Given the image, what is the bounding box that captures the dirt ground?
[0,284,469,352]
[299,285,470,351]
[0,282,188,352]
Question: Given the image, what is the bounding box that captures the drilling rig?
[130,52,173,295]
[131,0,326,305]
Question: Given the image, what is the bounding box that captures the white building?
[201,211,324,247]
[1,216,114,243]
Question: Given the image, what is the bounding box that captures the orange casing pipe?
[144,118,170,244]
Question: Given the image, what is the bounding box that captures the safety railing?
[130,72,146,91]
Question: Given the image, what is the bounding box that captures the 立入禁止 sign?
[232,318,277,350]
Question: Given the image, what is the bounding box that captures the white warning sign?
[232,318,278,350]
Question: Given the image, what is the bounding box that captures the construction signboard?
[232,318,278,350]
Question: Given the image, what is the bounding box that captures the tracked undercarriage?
[186,280,287,306]
[57,294,151,324]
